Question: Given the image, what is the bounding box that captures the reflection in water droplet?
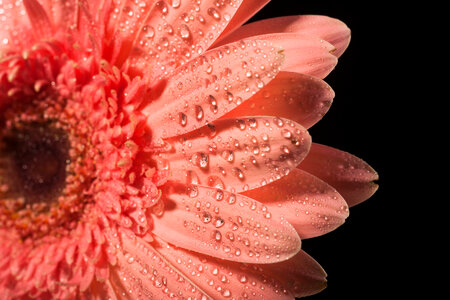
[207,7,221,20]
[187,185,198,198]
[179,112,187,126]
[215,217,225,228]
[214,230,222,241]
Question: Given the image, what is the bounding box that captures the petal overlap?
[161,116,311,193]
[144,38,285,139]
[123,0,244,79]
[223,71,335,129]
[243,168,349,239]
[151,184,301,264]
[299,143,379,207]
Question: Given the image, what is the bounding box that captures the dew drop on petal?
[179,112,187,126]
[207,7,221,20]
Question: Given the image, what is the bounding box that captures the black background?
[248,2,405,299]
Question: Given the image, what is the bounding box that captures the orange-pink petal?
[151,184,301,264]
[144,39,284,139]
[23,0,53,39]
[217,15,351,58]
[243,168,349,239]
[223,71,335,129]
[215,0,271,44]
[261,249,328,298]
[110,231,208,298]
[161,116,311,193]
[299,143,379,207]
[154,237,293,299]
[0,0,34,51]
[124,0,244,79]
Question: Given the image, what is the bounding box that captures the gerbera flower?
[0,0,378,299]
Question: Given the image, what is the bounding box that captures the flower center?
[0,93,98,239]
[1,122,69,205]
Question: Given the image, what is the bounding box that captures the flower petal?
[151,184,301,264]
[217,15,350,58]
[124,0,244,78]
[299,143,379,207]
[0,0,33,52]
[214,0,271,44]
[144,39,284,139]
[243,168,349,239]
[261,249,327,298]
[110,230,208,299]
[223,71,335,129]
[22,0,53,39]
[153,237,294,299]
[161,116,311,193]
[257,33,338,78]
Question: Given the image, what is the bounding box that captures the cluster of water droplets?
[161,116,310,194]
[165,184,300,264]
[122,0,243,76]
[147,37,284,139]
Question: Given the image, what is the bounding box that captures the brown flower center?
[0,94,99,240]
[1,122,69,205]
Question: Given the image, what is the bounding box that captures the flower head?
[0,0,378,299]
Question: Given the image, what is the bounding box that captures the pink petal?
[151,184,301,264]
[0,0,33,51]
[243,168,349,239]
[23,0,53,39]
[258,33,337,78]
[153,237,293,299]
[299,143,379,207]
[223,71,334,129]
[110,231,208,299]
[261,250,328,297]
[124,0,244,79]
[214,0,271,44]
[217,15,351,58]
[144,39,284,139]
[161,116,311,193]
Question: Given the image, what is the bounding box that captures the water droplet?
[170,0,180,8]
[207,7,221,20]
[187,185,198,198]
[233,168,245,180]
[281,129,292,138]
[248,118,257,128]
[215,189,224,201]
[214,230,222,241]
[225,91,234,103]
[236,119,246,130]
[187,170,200,184]
[179,112,187,126]
[274,117,284,127]
[156,1,169,14]
[221,150,234,162]
[281,145,290,154]
[195,105,204,120]
[202,212,212,223]
[142,25,155,38]
[208,95,218,113]
[261,144,271,152]
[179,24,191,40]
[228,194,236,204]
[207,176,225,189]
[215,217,225,228]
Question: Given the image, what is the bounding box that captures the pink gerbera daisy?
[0,0,378,299]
